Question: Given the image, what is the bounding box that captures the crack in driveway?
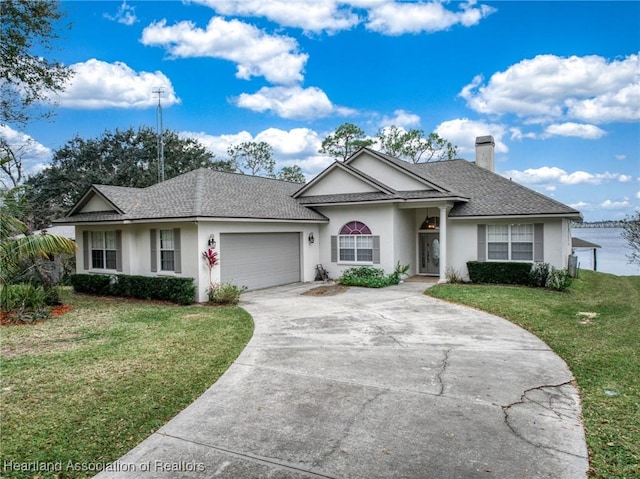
[501,381,588,459]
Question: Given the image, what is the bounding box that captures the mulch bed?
[0,304,73,326]
[302,284,349,296]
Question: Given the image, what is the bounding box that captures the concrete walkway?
[96,282,588,478]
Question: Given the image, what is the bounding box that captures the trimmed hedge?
[68,274,196,305]
[466,261,532,285]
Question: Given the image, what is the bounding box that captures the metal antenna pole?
[153,88,165,183]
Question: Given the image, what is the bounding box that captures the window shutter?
[331,236,337,262]
[83,231,89,270]
[477,224,486,261]
[173,228,182,273]
[373,236,380,264]
[115,230,123,272]
[150,229,157,272]
[534,223,544,262]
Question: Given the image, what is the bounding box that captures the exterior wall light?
[208,234,217,248]
[308,232,315,244]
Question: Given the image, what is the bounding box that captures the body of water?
[572,227,639,276]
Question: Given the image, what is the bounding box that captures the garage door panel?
[220,233,300,290]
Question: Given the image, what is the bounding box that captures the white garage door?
[220,233,301,290]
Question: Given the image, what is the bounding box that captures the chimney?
[475,135,495,172]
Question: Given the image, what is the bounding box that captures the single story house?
[56,136,582,302]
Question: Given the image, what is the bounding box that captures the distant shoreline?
[572,221,628,228]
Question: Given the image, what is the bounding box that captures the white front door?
[418,233,440,275]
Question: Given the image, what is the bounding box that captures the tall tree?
[319,123,374,161]
[1,0,73,125]
[376,126,458,163]
[227,141,275,176]
[277,165,305,183]
[24,126,214,229]
[621,212,640,267]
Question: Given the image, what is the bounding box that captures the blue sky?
[3,0,639,222]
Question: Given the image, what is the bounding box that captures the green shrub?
[68,274,196,305]
[207,283,247,305]
[2,283,48,311]
[529,262,552,287]
[466,261,532,285]
[68,274,110,295]
[0,284,51,323]
[339,266,398,288]
[546,267,572,291]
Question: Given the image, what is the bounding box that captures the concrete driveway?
[96,282,588,478]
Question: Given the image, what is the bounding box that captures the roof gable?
[68,186,127,216]
[346,148,453,193]
[293,161,395,198]
[345,150,434,191]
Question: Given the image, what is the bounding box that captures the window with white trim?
[159,229,175,271]
[91,231,117,269]
[339,221,373,262]
[487,224,533,261]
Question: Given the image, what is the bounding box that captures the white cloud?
[365,0,496,35]
[104,1,137,26]
[141,17,307,85]
[459,53,640,124]
[616,154,627,161]
[180,127,331,177]
[544,122,606,139]
[49,59,178,109]
[234,85,355,120]
[503,166,632,186]
[254,127,322,157]
[569,201,593,210]
[192,0,360,34]
[636,191,640,200]
[434,118,508,155]
[379,109,421,129]
[601,199,630,209]
[0,125,52,179]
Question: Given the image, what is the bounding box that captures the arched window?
[338,221,373,262]
[339,221,372,235]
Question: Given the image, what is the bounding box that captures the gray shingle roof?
[414,160,581,218]
[58,155,581,224]
[297,190,466,205]
[60,169,327,223]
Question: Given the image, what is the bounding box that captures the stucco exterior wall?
[316,203,398,279]
[393,208,416,276]
[301,168,379,196]
[447,217,571,281]
[76,221,321,303]
[349,154,431,191]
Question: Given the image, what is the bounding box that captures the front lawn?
[1,290,253,478]
[427,270,639,478]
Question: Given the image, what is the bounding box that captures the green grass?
[426,270,639,478]
[1,290,253,479]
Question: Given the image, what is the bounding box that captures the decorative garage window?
[83,231,122,271]
[331,221,380,264]
[478,224,543,262]
[150,228,182,273]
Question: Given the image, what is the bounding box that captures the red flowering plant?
[202,248,219,290]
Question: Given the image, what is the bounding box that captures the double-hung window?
[338,221,374,263]
[91,231,117,270]
[487,224,533,261]
[159,229,175,271]
[150,228,181,274]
